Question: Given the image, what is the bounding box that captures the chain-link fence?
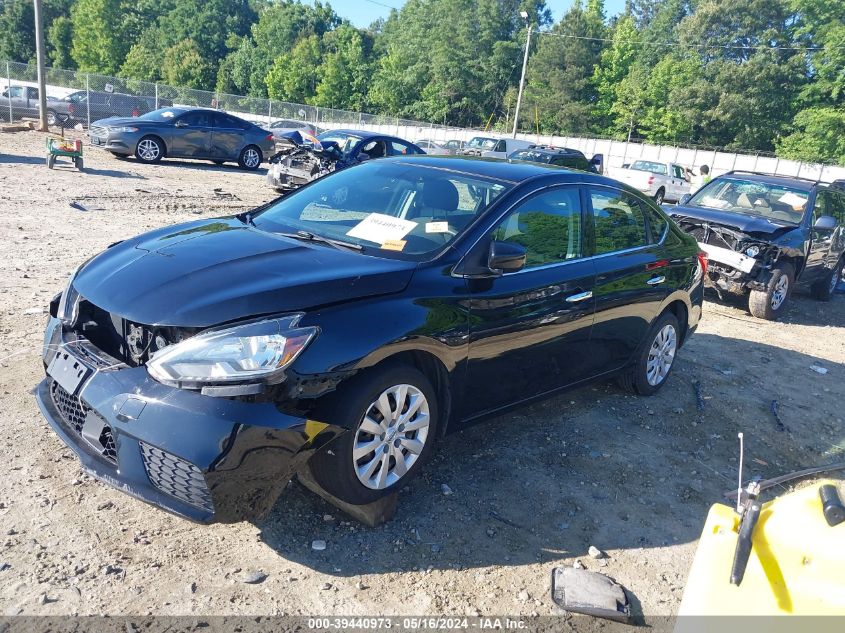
[4,58,845,181]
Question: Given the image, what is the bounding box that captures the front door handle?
[646,275,666,286]
[565,290,593,303]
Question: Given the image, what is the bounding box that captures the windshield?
[630,160,666,175]
[687,177,809,224]
[252,161,510,258]
[137,108,185,122]
[316,131,362,154]
[509,150,551,163]
[467,137,497,150]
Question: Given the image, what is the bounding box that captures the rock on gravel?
[588,546,604,559]
[311,540,327,551]
[241,571,267,584]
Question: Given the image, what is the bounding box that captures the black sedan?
[37,157,704,522]
[88,107,275,170]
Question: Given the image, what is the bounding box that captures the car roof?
[716,171,817,192]
[515,146,583,156]
[377,154,606,184]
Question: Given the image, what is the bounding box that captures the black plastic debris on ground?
[551,566,631,624]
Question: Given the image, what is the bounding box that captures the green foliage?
[47,15,74,68]
[265,34,322,103]
[777,108,845,165]
[161,38,213,89]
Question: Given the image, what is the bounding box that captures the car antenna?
[736,432,744,514]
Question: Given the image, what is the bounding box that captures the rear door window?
[588,188,648,255]
[389,140,416,156]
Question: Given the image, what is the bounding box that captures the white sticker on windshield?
[346,213,418,244]
[778,192,807,207]
[161,111,175,118]
[425,221,449,233]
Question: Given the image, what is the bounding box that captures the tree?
[47,15,74,68]
[162,38,213,89]
[777,108,845,165]
[0,0,35,63]
[120,30,165,81]
[314,25,371,110]
[70,0,138,73]
[265,34,322,103]
[592,13,638,135]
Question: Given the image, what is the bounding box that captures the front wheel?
[810,258,843,301]
[309,364,439,505]
[618,312,680,396]
[135,136,164,164]
[653,188,665,205]
[749,264,793,320]
[238,145,262,170]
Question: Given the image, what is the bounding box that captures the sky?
[326,0,629,29]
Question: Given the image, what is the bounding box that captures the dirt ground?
[0,128,843,623]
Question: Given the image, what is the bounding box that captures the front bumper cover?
[37,316,342,523]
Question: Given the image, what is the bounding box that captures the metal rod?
[6,61,12,123]
[85,74,90,129]
[736,432,744,514]
[33,0,48,130]
[512,24,532,138]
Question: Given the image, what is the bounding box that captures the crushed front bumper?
[36,316,341,523]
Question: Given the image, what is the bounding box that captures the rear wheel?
[238,145,262,170]
[618,311,680,396]
[748,263,793,320]
[810,258,843,301]
[46,109,57,126]
[309,364,439,505]
[74,156,84,171]
[136,136,164,164]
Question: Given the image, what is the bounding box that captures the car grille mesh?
[140,442,213,513]
[49,380,117,464]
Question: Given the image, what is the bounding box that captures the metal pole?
[6,61,12,123]
[155,83,159,109]
[33,0,48,130]
[267,100,272,125]
[512,24,532,138]
[85,74,90,128]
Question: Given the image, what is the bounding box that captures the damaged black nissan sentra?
[37,156,704,523]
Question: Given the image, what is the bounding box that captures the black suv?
[509,145,600,173]
[669,171,845,319]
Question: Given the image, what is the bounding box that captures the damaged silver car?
[669,171,845,320]
[266,129,423,194]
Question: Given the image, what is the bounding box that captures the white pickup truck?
[611,160,690,204]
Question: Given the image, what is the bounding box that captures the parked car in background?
[461,136,499,156]
[54,90,153,127]
[444,139,466,154]
[37,155,703,522]
[508,146,600,173]
[414,139,450,155]
[480,137,533,159]
[612,159,690,204]
[89,107,275,170]
[668,171,845,319]
[266,129,423,193]
[0,86,64,125]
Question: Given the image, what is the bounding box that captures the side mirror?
[488,241,527,274]
[814,215,837,231]
[174,120,187,128]
[590,153,603,165]
[679,194,692,206]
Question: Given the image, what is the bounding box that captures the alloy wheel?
[138,139,160,161]
[771,274,789,310]
[646,324,677,386]
[352,384,431,490]
[243,148,260,168]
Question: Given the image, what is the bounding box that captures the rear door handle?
[646,276,666,286]
[565,290,593,303]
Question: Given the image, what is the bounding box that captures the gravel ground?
[1,128,843,622]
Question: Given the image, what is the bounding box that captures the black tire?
[618,311,680,396]
[46,154,55,169]
[237,145,262,170]
[135,136,164,164]
[653,188,665,205]
[748,263,794,320]
[74,156,83,171]
[810,258,843,302]
[309,363,440,505]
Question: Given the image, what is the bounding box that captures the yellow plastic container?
[677,480,845,621]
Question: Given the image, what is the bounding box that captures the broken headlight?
[745,245,760,258]
[146,315,317,388]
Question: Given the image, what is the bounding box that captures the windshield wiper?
[277,230,364,252]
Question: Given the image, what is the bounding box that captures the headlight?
[56,260,89,325]
[745,245,760,258]
[147,315,317,388]
[109,126,138,133]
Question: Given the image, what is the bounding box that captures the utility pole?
[512,14,532,139]
[33,0,48,131]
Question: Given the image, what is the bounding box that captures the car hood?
[667,205,797,236]
[73,218,416,327]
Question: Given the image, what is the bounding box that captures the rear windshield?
[253,161,510,259]
[687,177,808,224]
[466,137,497,150]
[630,160,667,175]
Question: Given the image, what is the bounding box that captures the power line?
[361,0,400,10]
[534,30,845,52]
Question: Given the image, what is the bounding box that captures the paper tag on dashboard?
[346,213,417,244]
[380,239,406,251]
[778,192,807,208]
[425,221,449,233]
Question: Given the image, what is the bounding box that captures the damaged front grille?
[140,442,213,513]
[49,380,117,464]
